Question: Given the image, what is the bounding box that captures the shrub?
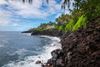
[72,15,87,31]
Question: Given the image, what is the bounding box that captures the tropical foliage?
[72,15,87,31]
[27,21,56,32]
[55,15,87,32]
[55,0,100,32]
[23,0,100,32]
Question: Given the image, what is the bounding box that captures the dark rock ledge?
[22,29,64,37]
[41,17,100,67]
[23,17,100,67]
[31,29,64,37]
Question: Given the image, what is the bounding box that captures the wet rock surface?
[35,60,42,64]
[31,29,64,37]
[43,17,100,67]
[42,49,65,67]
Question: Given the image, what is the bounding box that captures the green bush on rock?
[72,15,87,31]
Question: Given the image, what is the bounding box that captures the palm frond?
[22,0,33,4]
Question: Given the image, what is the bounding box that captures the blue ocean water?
[0,31,51,67]
[0,31,61,67]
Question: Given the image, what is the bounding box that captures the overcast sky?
[0,0,69,31]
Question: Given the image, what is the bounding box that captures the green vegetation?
[72,15,87,31]
[55,15,87,32]
[65,19,74,32]
[54,0,100,32]
[27,21,56,32]
[26,0,100,33]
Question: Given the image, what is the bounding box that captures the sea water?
[0,31,61,67]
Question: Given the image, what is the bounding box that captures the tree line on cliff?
[24,0,100,33]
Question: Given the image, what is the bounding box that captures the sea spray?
[2,36,61,67]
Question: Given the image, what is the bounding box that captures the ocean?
[0,31,61,67]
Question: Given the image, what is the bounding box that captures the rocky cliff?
[42,17,100,67]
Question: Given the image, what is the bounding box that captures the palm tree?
[21,0,69,7]
[22,0,32,4]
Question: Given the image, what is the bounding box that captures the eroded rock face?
[42,49,64,67]
[42,17,100,67]
[35,60,42,64]
[61,17,100,67]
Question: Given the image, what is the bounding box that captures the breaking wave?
[2,36,61,67]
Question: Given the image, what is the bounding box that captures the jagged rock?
[44,17,100,67]
[61,17,100,67]
[51,49,64,59]
[42,49,64,67]
[35,60,42,64]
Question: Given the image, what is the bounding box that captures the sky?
[0,0,69,31]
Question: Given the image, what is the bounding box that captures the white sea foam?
[8,48,30,56]
[2,36,61,67]
[22,33,31,36]
[0,40,8,48]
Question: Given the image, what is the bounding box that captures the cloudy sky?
[0,0,69,31]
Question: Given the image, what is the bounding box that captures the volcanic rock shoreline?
[22,28,64,37]
[23,17,100,67]
[41,18,100,67]
[31,29,64,37]
[60,17,100,67]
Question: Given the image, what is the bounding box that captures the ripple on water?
[2,36,61,67]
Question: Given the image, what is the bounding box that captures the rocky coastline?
[42,17,100,67]
[31,29,64,37]
[23,17,100,67]
[22,29,64,37]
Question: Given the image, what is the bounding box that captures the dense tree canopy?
[62,0,100,19]
[22,0,100,32]
[22,0,100,19]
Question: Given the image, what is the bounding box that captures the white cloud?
[6,0,63,18]
[6,0,46,18]
[0,0,63,19]
[0,10,19,26]
[0,0,7,4]
[0,0,64,30]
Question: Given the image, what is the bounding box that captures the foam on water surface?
[2,36,61,67]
